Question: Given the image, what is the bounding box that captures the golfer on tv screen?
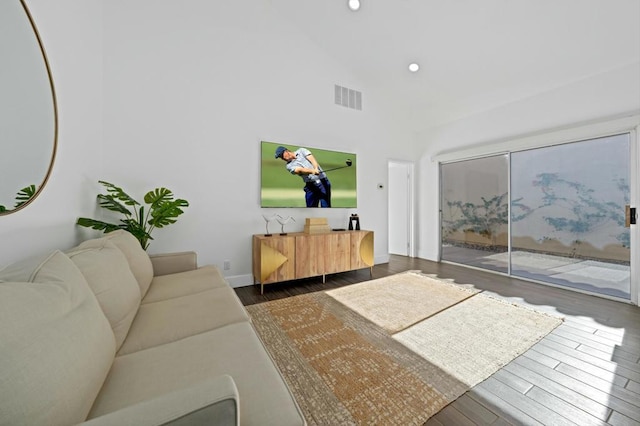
[260,141,356,208]
[275,145,332,208]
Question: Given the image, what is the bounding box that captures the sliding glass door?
[510,134,630,299]
[440,133,632,300]
[440,155,509,273]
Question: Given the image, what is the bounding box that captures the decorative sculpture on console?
[262,213,277,236]
[276,215,296,235]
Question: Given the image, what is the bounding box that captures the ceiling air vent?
[334,84,362,111]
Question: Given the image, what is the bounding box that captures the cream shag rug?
[326,271,480,332]
[393,293,563,387]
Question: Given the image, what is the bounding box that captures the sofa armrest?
[150,251,198,276]
[80,375,239,426]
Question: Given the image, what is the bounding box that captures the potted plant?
[77,180,189,250]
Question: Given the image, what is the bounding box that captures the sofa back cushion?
[104,230,154,297]
[0,251,116,426]
[67,238,142,351]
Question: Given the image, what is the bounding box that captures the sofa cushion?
[103,230,154,297]
[149,251,198,277]
[142,265,229,304]
[81,375,239,426]
[0,251,116,426]
[117,286,250,355]
[67,239,141,351]
[89,322,306,426]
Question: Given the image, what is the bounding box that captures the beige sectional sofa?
[0,230,305,426]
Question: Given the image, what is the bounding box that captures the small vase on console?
[348,213,360,231]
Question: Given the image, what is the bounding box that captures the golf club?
[323,159,353,173]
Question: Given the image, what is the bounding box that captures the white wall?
[0,0,104,267]
[102,0,416,285]
[417,62,640,261]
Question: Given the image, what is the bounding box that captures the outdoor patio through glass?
[440,133,631,300]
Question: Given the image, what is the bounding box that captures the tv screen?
[261,141,357,208]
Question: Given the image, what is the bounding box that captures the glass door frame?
[630,128,639,306]
[436,115,640,305]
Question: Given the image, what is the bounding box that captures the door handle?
[626,205,636,227]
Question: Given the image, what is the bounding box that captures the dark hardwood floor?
[235,255,640,426]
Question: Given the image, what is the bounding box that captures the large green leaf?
[144,187,173,207]
[149,199,189,228]
[76,218,121,233]
[98,194,134,216]
[99,181,140,206]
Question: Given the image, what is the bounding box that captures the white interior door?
[388,160,413,256]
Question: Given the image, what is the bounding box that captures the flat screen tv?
[261,141,357,208]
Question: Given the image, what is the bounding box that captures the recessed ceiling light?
[348,0,361,11]
[408,63,420,72]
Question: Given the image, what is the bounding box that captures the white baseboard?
[417,249,438,262]
[225,273,254,288]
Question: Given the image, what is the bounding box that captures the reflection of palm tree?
[0,184,37,213]
[276,215,295,234]
[442,193,511,245]
[532,173,629,247]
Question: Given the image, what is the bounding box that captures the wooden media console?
[252,230,374,294]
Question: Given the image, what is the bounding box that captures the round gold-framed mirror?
[0,0,58,215]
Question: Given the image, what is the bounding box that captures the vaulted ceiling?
[268,0,640,130]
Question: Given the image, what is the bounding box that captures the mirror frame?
[1,0,58,216]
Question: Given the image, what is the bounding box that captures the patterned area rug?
[246,272,563,425]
